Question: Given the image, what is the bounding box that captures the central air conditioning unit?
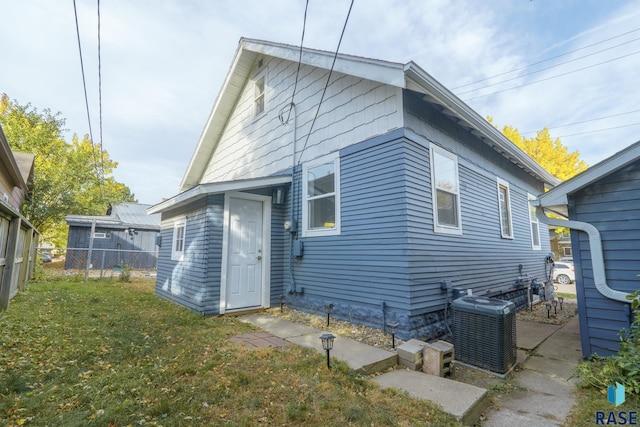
[452,295,517,374]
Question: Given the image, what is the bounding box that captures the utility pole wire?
[452,26,640,90]
[297,0,355,164]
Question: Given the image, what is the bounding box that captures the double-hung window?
[528,194,541,250]
[302,153,340,237]
[430,145,462,234]
[497,178,513,239]
[171,217,186,261]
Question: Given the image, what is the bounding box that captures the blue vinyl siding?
[569,160,640,356]
[286,124,550,338]
[287,134,411,320]
[156,195,224,315]
[156,91,552,340]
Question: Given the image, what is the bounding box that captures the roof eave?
[538,139,640,208]
[149,175,292,215]
[179,39,407,191]
[404,63,560,187]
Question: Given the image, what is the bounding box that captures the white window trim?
[430,144,462,235]
[171,216,187,261]
[253,68,266,118]
[497,178,514,239]
[528,193,542,250]
[301,152,341,237]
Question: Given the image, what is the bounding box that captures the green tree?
[0,93,135,246]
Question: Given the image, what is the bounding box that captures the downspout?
[288,102,298,294]
[536,208,630,303]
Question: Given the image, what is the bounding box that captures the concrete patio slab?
[374,369,489,426]
[516,320,562,350]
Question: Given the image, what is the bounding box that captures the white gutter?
[536,208,630,303]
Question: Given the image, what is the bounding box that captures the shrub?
[118,264,132,282]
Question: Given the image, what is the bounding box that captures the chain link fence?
[38,248,157,279]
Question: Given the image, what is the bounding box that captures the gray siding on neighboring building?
[569,160,640,356]
[65,226,158,269]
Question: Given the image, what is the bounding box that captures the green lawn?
[0,278,459,426]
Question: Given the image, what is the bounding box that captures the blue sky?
[1,0,639,205]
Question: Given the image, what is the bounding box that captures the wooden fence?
[0,202,38,311]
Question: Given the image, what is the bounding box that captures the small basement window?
[92,229,111,239]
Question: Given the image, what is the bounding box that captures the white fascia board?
[180,42,257,190]
[180,38,405,192]
[538,139,640,208]
[404,62,560,187]
[148,175,291,215]
[242,38,406,88]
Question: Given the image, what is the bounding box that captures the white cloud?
[2,0,639,206]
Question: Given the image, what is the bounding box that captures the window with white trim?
[528,194,541,250]
[171,217,187,261]
[497,178,513,239]
[430,145,462,234]
[93,228,111,239]
[254,72,265,117]
[302,153,340,237]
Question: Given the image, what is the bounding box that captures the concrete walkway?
[238,311,582,426]
[481,315,582,426]
[239,313,488,425]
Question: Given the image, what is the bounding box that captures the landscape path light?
[558,296,564,311]
[325,303,334,326]
[320,333,336,369]
[386,321,399,349]
[545,301,552,318]
[553,299,558,315]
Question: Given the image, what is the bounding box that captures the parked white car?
[553,262,575,284]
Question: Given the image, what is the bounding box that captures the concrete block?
[397,339,427,371]
[423,340,454,377]
[399,358,422,371]
[397,339,427,362]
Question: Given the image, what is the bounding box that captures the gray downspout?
[536,208,630,303]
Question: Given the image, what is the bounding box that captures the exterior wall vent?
[452,296,517,374]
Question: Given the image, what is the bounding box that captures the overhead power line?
[280,0,309,125]
[297,0,355,164]
[73,0,96,149]
[456,36,640,96]
[73,0,106,198]
[452,26,640,90]
[555,122,640,139]
[521,109,640,135]
[97,0,105,179]
[462,49,640,102]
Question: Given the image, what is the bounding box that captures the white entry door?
[225,197,263,310]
